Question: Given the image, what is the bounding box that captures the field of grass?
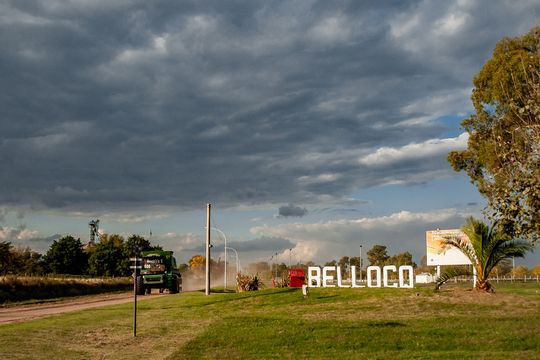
[0,282,539,359]
[0,276,132,304]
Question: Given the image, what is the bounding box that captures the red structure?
[288,268,305,288]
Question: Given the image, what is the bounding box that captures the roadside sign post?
[130,247,141,337]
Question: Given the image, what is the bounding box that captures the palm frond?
[441,235,476,263]
[438,217,533,292]
[435,266,472,291]
[488,240,534,269]
[461,217,489,262]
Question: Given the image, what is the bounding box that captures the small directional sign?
[131,258,142,272]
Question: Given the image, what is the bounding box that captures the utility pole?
[289,248,292,268]
[275,252,278,280]
[224,241,227,291]
[206,203,211,296]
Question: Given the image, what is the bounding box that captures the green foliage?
[435,266,472,290]
[0,242,46,275]
[448,26,540,242]
[367,245,390,266]
[349,256,360,267]
[437,217,533,292]
[387,251,416,268]
[337,256,349,268]
[11,247,45,275]
[120,234,155,275]
[43,236,87,275]
[0,241,13,275]
[87,234,127,277]
[123,234,152,257]
[275,262,288,278]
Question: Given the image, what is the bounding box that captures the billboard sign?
[426,229,472,266]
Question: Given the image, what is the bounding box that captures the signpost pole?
[206,204,211,296]
[132,250,139,337]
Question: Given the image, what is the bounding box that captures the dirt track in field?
[0,292,165,325]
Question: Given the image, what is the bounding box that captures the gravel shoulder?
[0,292,163,325]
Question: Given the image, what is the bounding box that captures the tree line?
[0,234,161,277]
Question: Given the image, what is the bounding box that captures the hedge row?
[0,276,132,304]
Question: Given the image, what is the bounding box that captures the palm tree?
[436,217,533,292]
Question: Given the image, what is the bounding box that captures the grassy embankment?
[0,283,539,359]
[0,276,132,304]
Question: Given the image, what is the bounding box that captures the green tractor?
[135,250,182,295]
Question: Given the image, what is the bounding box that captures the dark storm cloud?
[278,204,308,218]
[1,0,538,211]
[25,234,63,253]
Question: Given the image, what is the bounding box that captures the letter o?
[367,266,381,288]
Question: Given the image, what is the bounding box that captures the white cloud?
[116,34,170,64]
[250,208,473,263]
[154,232,202,255]
[399,88,473,123]
[252,208,465,239]
[297,173,341,184]
[275,240,324,263]
[359,133,468,167]
[114,213,170,224]
[0,226,39,242]
[309,16,351,44]
[435,11,468,36]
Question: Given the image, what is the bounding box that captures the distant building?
[415,272,435,284]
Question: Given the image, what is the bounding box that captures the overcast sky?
[1,0,539,267]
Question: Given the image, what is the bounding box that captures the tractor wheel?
[146,287,152,294]
[170,276,179,294]
[135,276,145,295]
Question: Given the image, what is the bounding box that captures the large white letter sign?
[383,265,398,288]
[399,265,414,288]
[306,265,414,288]
[322,266,336,287]
[350,266,365,288]
[367,266,381,288]
[308,266,321,287]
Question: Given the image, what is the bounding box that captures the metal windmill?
[88,219,100,246]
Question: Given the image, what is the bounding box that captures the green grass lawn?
[0,283,539,359]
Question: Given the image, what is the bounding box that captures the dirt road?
[0,292,163,325]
